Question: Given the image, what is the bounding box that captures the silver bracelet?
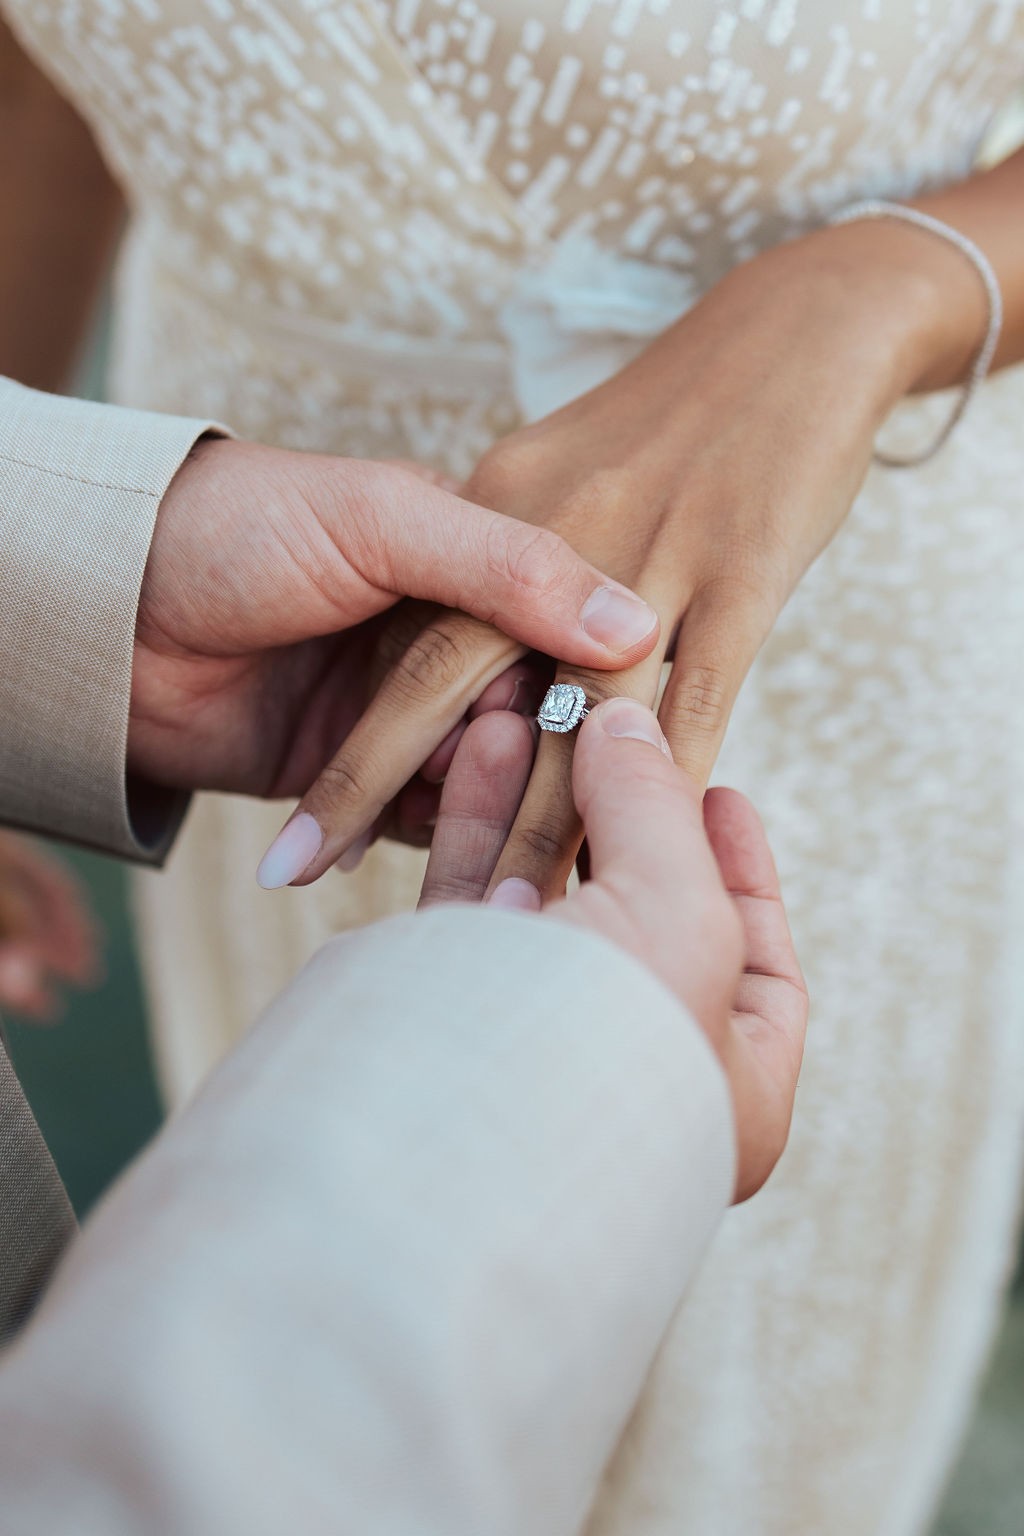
[828,199,1003,469]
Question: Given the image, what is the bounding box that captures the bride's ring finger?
[483,646,668,902]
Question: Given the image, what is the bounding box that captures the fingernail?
[488,878,542,913]
[599,698,673,757]
[580,586,658,652]
[256,812,323,889]
[338,830,372,873]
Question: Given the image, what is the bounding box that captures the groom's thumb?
[352,465,661,669]
[567,699,743,1028]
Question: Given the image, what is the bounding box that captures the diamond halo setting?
[537,682,590,734]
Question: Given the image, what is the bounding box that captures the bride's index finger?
[257,612,520,888]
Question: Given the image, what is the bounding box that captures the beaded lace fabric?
[4,3,1024,1532]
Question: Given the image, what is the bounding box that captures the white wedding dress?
[5,2,1024,1531]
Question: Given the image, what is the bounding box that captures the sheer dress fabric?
[4,3,1024,1532]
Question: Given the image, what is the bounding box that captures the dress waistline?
[135,239,514,392]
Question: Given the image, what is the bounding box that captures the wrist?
[771,219,987,403]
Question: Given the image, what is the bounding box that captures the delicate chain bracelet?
[828,199,1003,469]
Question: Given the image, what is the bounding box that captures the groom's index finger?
[419,713,536,907]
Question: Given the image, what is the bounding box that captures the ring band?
[537,682,591,733]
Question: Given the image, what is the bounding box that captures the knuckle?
[667,663,730,736]
[563,466,628,523]
[698,569,778,638]
[393,623,468,699]
[487,521,570,602]
[314,757,368,806]
[515,820,570,866]
[467,437,539,508]
[699,568,759,606]
[318,459,379,545]
[374,602,442,672]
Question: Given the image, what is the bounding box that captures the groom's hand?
[127,438,659,808]
[420,700,808,1201]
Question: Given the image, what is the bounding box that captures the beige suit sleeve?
[0,375,228,862]
[0,908,735,1536]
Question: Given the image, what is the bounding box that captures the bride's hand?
[128,439,658,881]
[280,215,981,892]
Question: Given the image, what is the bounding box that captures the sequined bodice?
[6,1,1024,342]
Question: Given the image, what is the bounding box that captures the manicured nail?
[598,698,673,757]
[338,830,372,873]
[488,878,542,912]
[256,812,323,889]
[580,586,658,652]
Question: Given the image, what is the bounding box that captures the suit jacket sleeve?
[0,375,228,863]
[0,907,735,1536]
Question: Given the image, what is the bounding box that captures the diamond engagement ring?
[537,682,591,733]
